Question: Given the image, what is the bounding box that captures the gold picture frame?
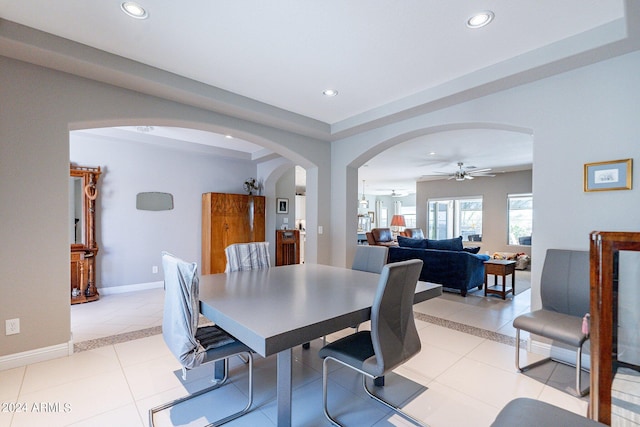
[584,159,632,192]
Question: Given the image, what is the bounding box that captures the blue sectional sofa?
[388,236,490,296]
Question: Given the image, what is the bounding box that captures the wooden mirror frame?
[70,164,101,303]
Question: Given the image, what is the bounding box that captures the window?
[401,206,416,228]
[508,193,532,245]
[427,197,483,241]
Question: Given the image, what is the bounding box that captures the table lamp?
[390,214,406,236]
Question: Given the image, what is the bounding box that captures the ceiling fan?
[428,162,496,181]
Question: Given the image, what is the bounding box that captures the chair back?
[367,259,423,377]
[540,249,590,316]
[371,228,394,243]
[225,242,270,272]
[352,246,389,274]
[161,251,206,369]
[403,228,425,239]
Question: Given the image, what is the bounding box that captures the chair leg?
[576,343,589,397]
[362,376,427,426]
[322,357,341,426]
[515,329,589,397]
[322,356,427,427]
[149,351,253,427]
[515,328,551,373]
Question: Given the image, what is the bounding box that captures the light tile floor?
[2,271,591,426]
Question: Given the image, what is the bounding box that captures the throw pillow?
[426,236,463,251]
[397,235,428,249]
[462,246,481,254]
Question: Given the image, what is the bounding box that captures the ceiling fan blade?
[468,168,492,173]
[447,176,456,180]
[465,175,474,180]
[470,173,496,177]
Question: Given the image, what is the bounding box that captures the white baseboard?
[98,281,163,295]
[530,339,591,370]
[0,341,73,371]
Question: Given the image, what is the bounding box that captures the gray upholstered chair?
[491,398,606,427]
[149,252,253,427]
[351,245,388,274]
[348,245,389,333]
[319,259,426,426]
[224,242,270,272]
[512,249,590,396]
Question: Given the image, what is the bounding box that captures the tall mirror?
[70,164,101,304]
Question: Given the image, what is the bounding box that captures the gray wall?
[70,132,256,289]
[416,170,532,257]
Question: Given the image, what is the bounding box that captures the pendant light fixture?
[359,180,368,209]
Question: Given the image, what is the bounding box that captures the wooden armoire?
[202,192,266,274]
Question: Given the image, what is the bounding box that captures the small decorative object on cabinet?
[589,231,640,425]
[276,230,300,266]
[243,177,259,195]
[70,164,101,304]
[202,192,266,274]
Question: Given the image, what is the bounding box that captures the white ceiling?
[359,128,533,195]
[2,1,631,191]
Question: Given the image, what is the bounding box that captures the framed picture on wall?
[584,159,632,192]
[277,198,289,214]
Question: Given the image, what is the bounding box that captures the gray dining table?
[198,263,442,427]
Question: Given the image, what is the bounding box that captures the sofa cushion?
[426,236,463,251]
[397,235,428,249]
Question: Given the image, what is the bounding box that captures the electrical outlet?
[6,318,20,335]
[152,265,159,274]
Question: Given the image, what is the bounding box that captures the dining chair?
[512,249,590,396]
[319,259,426,426]
[224,242,270,272]
[351,245,388,274]
[149,252,254,427]
[349,245,388,332]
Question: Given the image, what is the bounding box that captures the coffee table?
[484,259,516,299]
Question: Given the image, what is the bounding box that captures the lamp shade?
[390,215,406,227]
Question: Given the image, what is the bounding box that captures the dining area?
[150,245,442,427]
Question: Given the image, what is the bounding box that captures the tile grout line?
[413,312,526,348]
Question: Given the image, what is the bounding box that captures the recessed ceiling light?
[225,135,233,139]
[121,2,148,19]
[323,89,338,97]
[467,11,494,28]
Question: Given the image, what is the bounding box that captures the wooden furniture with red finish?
[202,193,266,275]
[589,231,640,424]
[484,259,516,299]
[70,165,101,304]
[275,230,300,266]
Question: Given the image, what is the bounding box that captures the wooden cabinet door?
[202,193,266,275]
